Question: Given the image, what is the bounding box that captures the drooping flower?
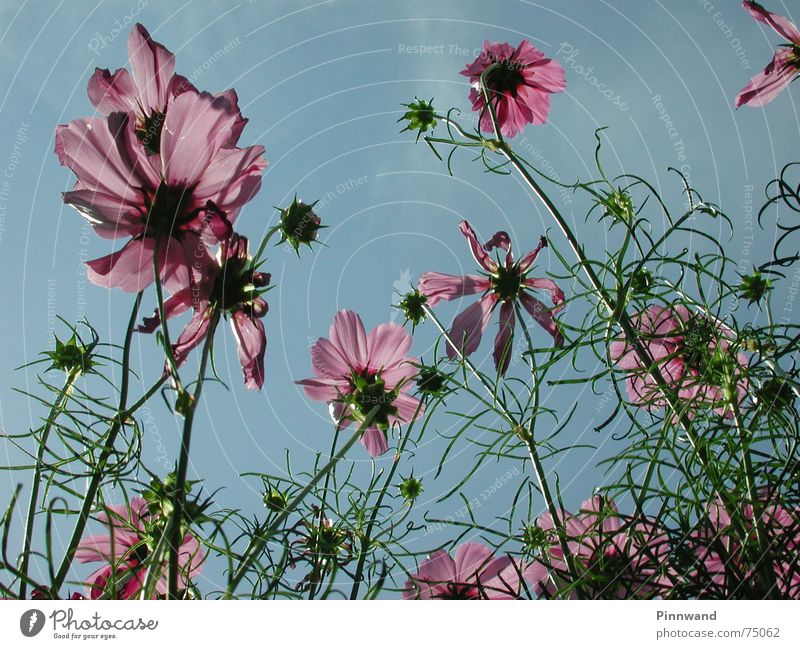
[609,304,748,417]
[461,40,565,138]
[296,310,422,457]
[55,90,266,294]
[689,496,800,598]
[525,496,677,599]
[418,221,565,375]
[404,542,529,599]
[87,24,245,154]
[75,498,204,599]
[736,1,800,108]
[139,233,270,390]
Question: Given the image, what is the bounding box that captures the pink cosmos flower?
[87,24,245,154]
[525,496,677,599]
[404,542,529,599]
[736,2,800,108]
[418,221,565,375]
[55,90,266,294]
[461,40,566,138]
[690,497,800,598]
[297,310,422,457]
[609,304,748,417]
[139,233,269,390]
[76,498,204,599]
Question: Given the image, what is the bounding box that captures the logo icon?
[20,609,45,637]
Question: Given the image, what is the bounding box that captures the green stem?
[166,311,220,599]
[51,291,143,593]
[152,237,183,391]
[349,403,422,600]
[18,367,82,598]
[424,304,585,597]
[224,407,380,599]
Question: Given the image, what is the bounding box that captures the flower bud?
[398,475,424,502]
[738,271,773,305]
[278,196,322,253]
[398,97,437,139]
[396,289,428,328]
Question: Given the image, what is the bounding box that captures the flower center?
[441,583,481,599]
[491,264,523,301]
[144,182,196,237]
[485,58,526,96]
[348,370,398,428]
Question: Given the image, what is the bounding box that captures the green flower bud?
[277,196,323,253]
[264,487,289,512]
[738,271,773,305]
[398,475,424,502]
[396,289,428,328]
[398,97,437,140]
[46,333,95,375]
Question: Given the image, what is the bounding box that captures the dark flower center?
[348,370,398,428]
[441,583,480,599]
[485,58,526,96]
[491,264,523,301]
[681,316,724,376]
[136,110,166,155]
[144,182,196,237]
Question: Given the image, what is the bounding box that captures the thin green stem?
[349,402,423,600]
[18,366,82,599]
[425,303,585,597]
[52,291,143,593]
[224,407,380,598]
[167,311,220,598]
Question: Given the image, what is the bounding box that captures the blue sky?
[1,0,798,595]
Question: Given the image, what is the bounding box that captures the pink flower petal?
[417,272,490,307]
[366,323,412,373]
[85,238,156,293]
[231,310,267,390]
[127,23,175,113]
[360,426,389,457]
[458,220,497,272]
[519,292,564,346]
[454,542,495,583]
[87,67,138,115]
[524,277,566,311]
[743,1,800,43]
[736,47,799,107]
[329,310,368,372]
[446,294,498,359]
[493,300,516,374]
